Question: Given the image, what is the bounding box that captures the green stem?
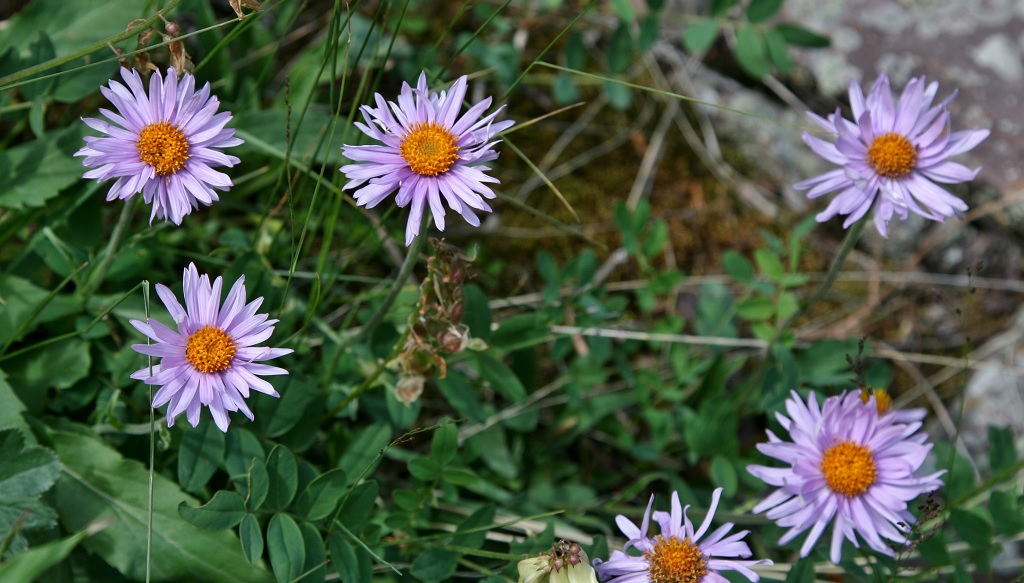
[81,197,137,297]
[355,218,429,343]
[777,218,867,340]
[0,0,182,91]
[142,281,154,583]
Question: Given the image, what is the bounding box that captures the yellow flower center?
[821,440,877,497]
[137,121,190,176]
[860,388,893,415]
[644,535,708,583]
[399,121,459,176]
[867,132,916,178]
[185,325,237,373]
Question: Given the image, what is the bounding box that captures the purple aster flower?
[341,71,515,246]
[129,263,292,432]
[593,488,771,583]
[75,67,243,225]
[794,73,989,236]
[747,391,945,564]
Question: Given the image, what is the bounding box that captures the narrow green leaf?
[240,513,264,565]
[329,532,370,583]
[178,490,246,531]
[338,480,377,531]
[431,421,458,466]
[637,13,660,54]
[736,297,775,320]
[267,513,305,583]
[710,456,738,496]
[442,467,480,487]
[476,352,527,403]
[295,469,348,521]
[0,527,87,583]
[775,23,830,48]
[747,0,784,23]
[734,26,771,79]
[987,425,1016,474]
[266,445,299,511]
[610,0,635,22]
[764,27,792,74]
[178,421,226,493]
[300,522,327,583]
[606,23,633,74]
[247,456,270,511]
[682,18,719,54]
[564,32,587,70]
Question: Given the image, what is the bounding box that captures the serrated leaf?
[266,445,299,511]
[0,126,87,210]
[178,421,226,493]
[0,429,60,498]
[296,469,348,521]
[682,18,719,54]
[52,430,273,582]
[240,513,264,565]
[747,0,783,23]
[178,490,246,530]
[764,27,792,74]
[734,26,771,79]
[775,23,830,48]
[267,513,305,583]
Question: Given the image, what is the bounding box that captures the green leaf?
[267,513,305,583]
[552,73,578,105]
[476,352,527,403]
[51,430,273,582]
[710,456,738,496]
[987,425,1016,474]
[746,0,783,23]
[603,79,632,110]
[0,429,60,498]
[338,480,377,531]
[442,467,480,487]
[266,445,299,511]
[949,507,993,549]
[178,421,226,493]
[329,532,370,583]
[990,490,1024,536]
[337,424,391,483]
[240,513,264,565]
[226,429,266,492]
[0,127,86,210]
[8,337,91,392]
[736,297,775,320]
[606,22,633,74]
[776,291,799,320]
[709,0,738,17]
[611,0,636,21]
[431,421,458,465]
[296,469,348,521]
[410,549,457,582]
[775,23,830,48]
[753,248,785,282]
[461,284,492,342]
[0,527,88,583]
[300,522,327,583]
[637,13,660,54]
[783,556,815,583]
[764,27,792,74]
[682,18,720,54]
[234,110,344,167]
[565,31,587,69]
[408,457,443,482]
[734,25,771,79]
[21,33,55,101]
[453,505,496,549]
[246,456,270,511]
[436,371,486,423]
[178,490,246,530]
[0,371,31,442]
